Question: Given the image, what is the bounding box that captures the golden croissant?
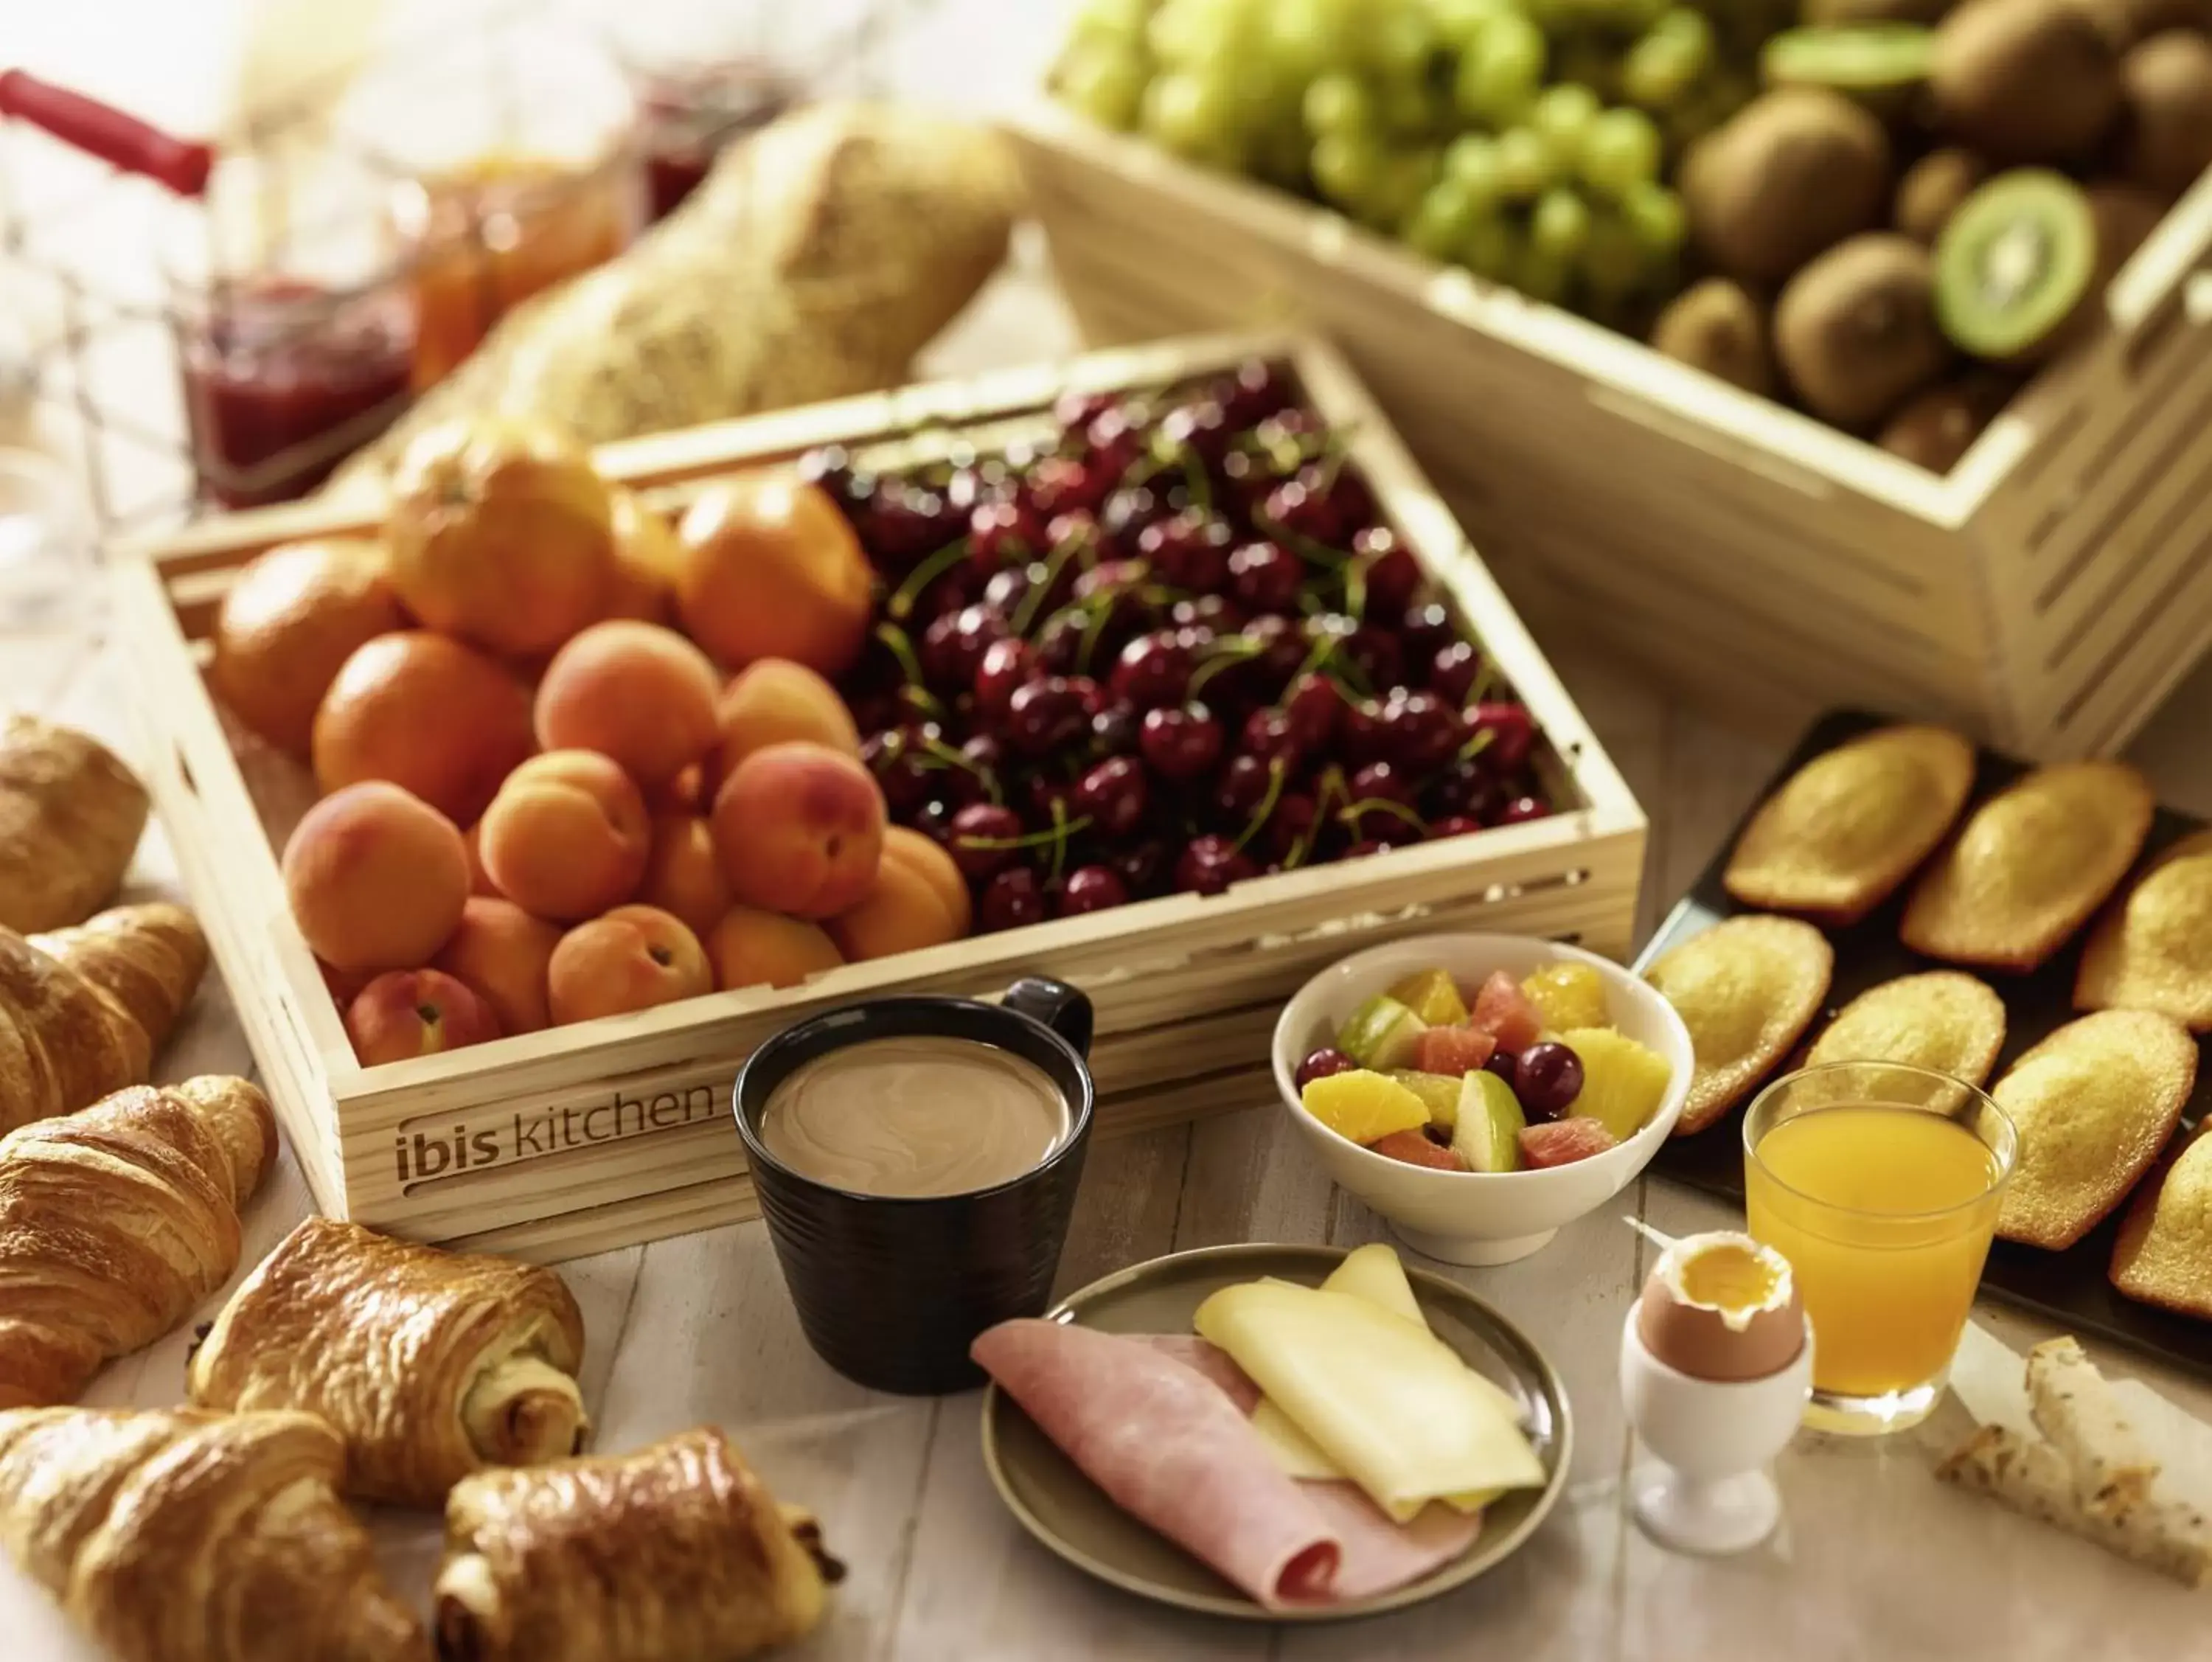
[188,1216,588,1507]
[0,1074,276,1410]
[435,1426,838,1662]
[0,1405,429,1662]
[0,900,209,1133]
[0,714,148,934]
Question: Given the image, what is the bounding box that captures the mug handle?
[1003,977,1093,1058]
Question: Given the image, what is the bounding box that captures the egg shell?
[1635,1234,1807,1383]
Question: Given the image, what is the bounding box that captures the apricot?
[479,750,651,922]
[640,814,733,940]
[713,658,861,782]
[827,858,963,964]
[535,620,720,790]
[384,417,617,658]
[602,488,682,623]
[313,631,535,824]
[880,825,972,937]
[432,896,562,1035]
[462,821,499,897]
[710,741,886,919]
[283,782,470,972]
[347,968,501,1065]
[549,904,711,1024]
[209,537,406,758]
[706,905,845,992]
[319,959,376,1010]
[675,476,872,675]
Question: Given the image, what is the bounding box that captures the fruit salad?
[1296,961,1672,1172]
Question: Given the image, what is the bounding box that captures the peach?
[209,537,406,758]
[602,488,681,623]
[706,905,844,992]
[880,825,972,937]
[675,476,872,675]
[347,968,502,1065]
[462,821,499,897]
[548,905,711,1024]
[283,782,470,972]
[710,741,886,919]
[827,858,962,964]
[535,620,720,790]
[319,958,376,1010]
[432,897,562,1035]
[313,631,535,824]
[383,417,617,659]
[479,751,651,922]
[640,815,732,940]
[713,658,861,782]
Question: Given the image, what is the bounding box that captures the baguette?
[2026,1337,2157,1519]
[1937,1425,2212,1588]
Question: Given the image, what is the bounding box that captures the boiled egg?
[1635,1231,1806,1383]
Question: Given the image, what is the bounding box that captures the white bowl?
[1271,933,1695,1267]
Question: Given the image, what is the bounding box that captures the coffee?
[757,1035,1070,1198]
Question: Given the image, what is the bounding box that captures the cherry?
[797,445,862,510]
[1090,700,1139,757]
[1427,757,1507,824]
[920,604,1008,691]
[1304,459,1377,531]
[1058,864,1130,917]
[979,867,1048,933]
[1266,790,1321,860]
[1430,640,1482,706]
[1027,773,1078,826]
[1294,1046,1358,1091]
[858,481,956,573]
[1339,698,1391,768]
[1026,454,1111,521]
[1239,706,1304,768]
[1343,836,1415,859]
[1340,623,1404,691]
[1261,476,1346,547]
[969,498,1041,573]
[1380,690,1465,773]
[1175,834,1256,895]
[973,638,1037,718]
[1500,795,1551,825]
[1033,611,1086,675]
[1281,674,1343,750]
[860,729,934,814]
[948,804,1023,880]
[1467,701,1536,773]
[1242,613,1307,691]
[949,734,1003,805]
[1354,527,1423,615]
[945,459,1013,514]
[1110,630,1194,711]
[1169,592,1247,636]
[1430,814,1484,838]
[1137,509,1234,594]
[1228,540,1304,613]
[1112,836,1170,897]
[1082,406,1147,479]
[1400,599,1453,663]
[1161,398,1233,470]
[1074,756,1150,838]
[910,797,955,841]
[1053,389,1120,434]
[1101,484,1175,554]
[1006,677,1088,757]
[1219,358,1290,428]
[1139,702,1225,782]
[981,563,1037,615]
[1043,509,1102,566]
[1349,760,1413,807]
[1214,754,1281,819]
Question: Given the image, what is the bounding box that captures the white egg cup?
[1618,1298,1815,1556]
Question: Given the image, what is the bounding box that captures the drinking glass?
[1742,1061,2016,1436]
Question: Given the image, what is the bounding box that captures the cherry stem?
[1457,725,1498,765]
[1013,531,1090,637]
[870,625,944,717]
[1338,794,1425,832]
[954,816,1096,854]
[1343,551,1371,625]
[1255,512,1349,570]
[1177,447,1213,515]
[1231,757,1289,857]
[917,732,1002,807]
[1188,636,1259,698]
[1048,799,1076,886]
[887,538,972,622]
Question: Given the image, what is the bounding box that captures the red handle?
[0,70,212,197]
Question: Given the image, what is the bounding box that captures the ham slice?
[972,1319,1341,1607]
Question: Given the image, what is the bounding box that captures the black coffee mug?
[733,977,1095,1396]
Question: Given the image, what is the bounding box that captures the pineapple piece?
[1388,1069,1465,1129]
[1522,962,1610,1032]
[1301,1070,1432,1145]
[1388,967,1470,1027]
[1559,1026,1673,1142]
[1336,995,1429,1070]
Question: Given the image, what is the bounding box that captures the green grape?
[1578,107,1663,198]
[1516,244,1576,305]
[1430,0,1514,47]
[1453,13,1547,127]
[1364,145,1441,229]
[1070,0,1155,44]
[1461,215,1522,281]
[1620,27,1708,111]
[1607,0,1672,36]
[1551,39,1621,103]
[1143,71,1242,161]
[1267,0,1359,80]
[1057,46,1150,131]
[1579,212,1647,297]
[1379,76,1446,138]
[1530,186,1594,262]
[1617,178,1688,258]
[1363,4,1438,80]
[1442,133,1508,215]
[1304,72,1377,137]
[1252,116,1315,186]
[1492,125,1557,201]
[1402,175,1483,260]
[1310,131,1385,206]
[1148,0,1249,69]
[1528,84,1601,170]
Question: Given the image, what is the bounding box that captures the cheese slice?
[1251,1397,1342,1479]
[1195,1281,1546,1521]
[1321,1242,1426,1326]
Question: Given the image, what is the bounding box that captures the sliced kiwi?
[1933,169,2099,361]
[1764,24,1939,93]
[1682,88,1894,285]
[1650,279,1778,396]
[1896,147,1990,242]
[1930,0,2123,163]
[2118,32,2212,195]
[1778,234,1953,428]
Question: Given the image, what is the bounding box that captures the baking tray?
[1635,708,2212,1377]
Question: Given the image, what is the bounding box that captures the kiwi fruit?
[1806,0,1956,26]
[1896,147,1992,240]
[1877,373,2017,470]
[1933,169,2100,360]
[2087,179,2170,272]
[1931,0,2124,161]
[2078,0,2212,49]
[1650,279,1780,395]
[1681,88,1894,285]
[1776,234,1954,427]
[2116,31,2212,193]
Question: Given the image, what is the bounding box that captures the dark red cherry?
[860,729,934,814]
[1138,703,1225,782]
[1218,358,1290,428]
[1339,698,1391,768]
[1161,398,1234,470]
[1340,623,1403,691]
[1110,630,1194,711]
[1349,760,1413,807]
[1354,528,1422,614]
[968,498,1041,574]
[1499,794,1551,825]
[921,604,1008,691]
[1430,814,1484,838]
[1053,389,1120,434]
[1281,674,1343,750]
[973,638,1037,719]
[1381,690,1465,773]
[1266,790,1321,860]
[1214,754,1282,819]
[1136,509,1234,594]
[1175,834,1256,895]
[1006,677,1088,757]
[948,804,1023,880]
[1399,599,1453,661]
[979,867,1048,932]
[1074,756,1150,838]
[1058,864,1130,917]
[1089,700,1140,757]
[1468,701,1537,773]
[1112,836,1170,897]
[1026,455,1110,521]
[981,563,1037,615]
[1430,640,1482,706]
[1228,540,1304,613]
[1239,706,1304,768]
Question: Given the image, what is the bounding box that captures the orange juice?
[1745,1105,2003,1399]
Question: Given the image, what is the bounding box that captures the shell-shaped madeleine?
[2077,831,2212,1031]
[1723,726,1976,925]
[1902,761,2155,972]
[1804,971,2006,1088]
[1993,1009,2196,1251]
[2112,1127,2212,1320]
[1644,915,1834,1136]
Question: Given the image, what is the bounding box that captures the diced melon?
[1469,971,1544,1053]
[1559,1026,1673,1141]
[1301,1069,1430,1144]
[1521,961,1610,1031]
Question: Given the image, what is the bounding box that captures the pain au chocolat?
[1644,915,1834,1135]
[1803,970,2007,1088]
[2076,830,2212,1030]
[2112,1127,2212,1320]
[1722,725,1976,925]
[1902,760,2155,972]
[1994,1010,2197,1251]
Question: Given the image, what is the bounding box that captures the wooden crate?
[110,332,1646,1263]
[1009,102,2212,762]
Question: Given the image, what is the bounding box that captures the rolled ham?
[972,1319,1341,1607]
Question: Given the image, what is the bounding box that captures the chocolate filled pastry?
[434,1426,838,1662]
[186,1217,588,1507]
[2076,830,2212,1030]
[1723,724,1976,925]
[1643,915,1834,1135]
[1902,760,2155,972]
[0,1405,428,1662]
[1802,970,2007,1088]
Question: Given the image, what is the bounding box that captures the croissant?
[1,901,209,1133]
[187,1215,588,1506]
[434,1427,838,1662]
[0,1405,429,1662]
[0,714,149,933]
[0,1075,276,1410]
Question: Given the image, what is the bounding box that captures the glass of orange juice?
[1742,1061,2017,1436]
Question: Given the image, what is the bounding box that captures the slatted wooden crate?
[1009,102,2212,761]
[110,331,1646,1263]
